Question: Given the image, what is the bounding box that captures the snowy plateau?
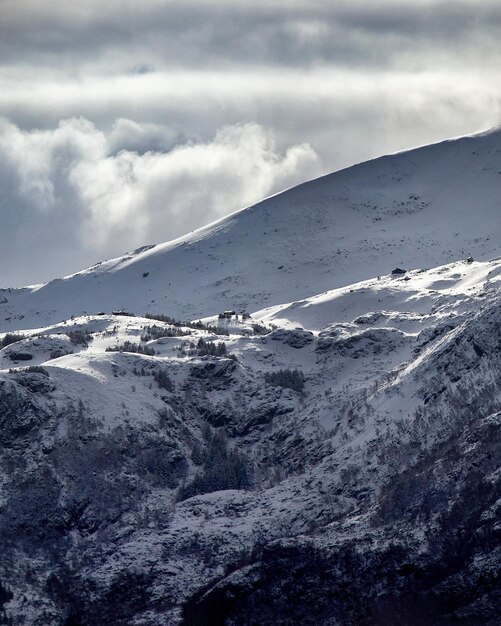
[0,128,500,625]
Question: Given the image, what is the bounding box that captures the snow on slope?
[1,255,500,624]
[254,257,501,330]
[1,128,501,332]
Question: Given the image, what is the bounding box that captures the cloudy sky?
[1,0,501,286]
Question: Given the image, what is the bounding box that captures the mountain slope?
[2,128,501,332]
[0,257,500,625]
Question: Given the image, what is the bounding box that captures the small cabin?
[218,310,236,320]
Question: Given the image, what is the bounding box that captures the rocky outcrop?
[0,287,499,625]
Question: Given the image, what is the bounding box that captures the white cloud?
[0,118,318,286]
[108,118,184,154]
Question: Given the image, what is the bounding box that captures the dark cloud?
[1,1,501,71]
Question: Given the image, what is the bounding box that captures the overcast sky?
[1,0,501,286]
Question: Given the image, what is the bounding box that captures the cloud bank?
[0,118,318,286]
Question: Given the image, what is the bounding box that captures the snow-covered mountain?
[0,130,500,626]
[1,127,500,332]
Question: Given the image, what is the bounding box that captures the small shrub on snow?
[106,341,155,356]
[177,432,250,501]
[8,351,32,361]
[24,365,50,376]
[144,313,229,336]
[196,338,227,357]
[66,329,93,346]
[153,368,174,392]
[251,323,269,335]
[1,333,25,348]
[141,324,190,341]
[49,347,73,360]
[144,313,177,324]
[190,338,238,361]
[264,368,305,393]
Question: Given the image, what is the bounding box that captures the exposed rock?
[269,328,314,349]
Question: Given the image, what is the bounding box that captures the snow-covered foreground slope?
[0,257,499,625]
[254,255,501,330]
[2,127,501,332]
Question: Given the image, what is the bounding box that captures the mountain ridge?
[2,127,501,332]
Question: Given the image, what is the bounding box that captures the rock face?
[269,328,314,349]
[0,256,499,625]
[183,413,501,626]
